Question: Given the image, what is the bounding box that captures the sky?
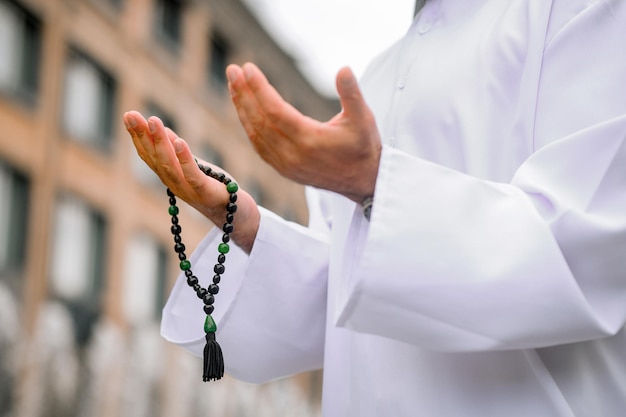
[241,0,416,97]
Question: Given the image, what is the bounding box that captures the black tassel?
[203,332,224,382]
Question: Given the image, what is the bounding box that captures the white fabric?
[162,0,626,415]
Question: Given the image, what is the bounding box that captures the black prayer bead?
[167,169,239,354]
[203,294,215,305]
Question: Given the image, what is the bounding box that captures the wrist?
[229,191,260,254]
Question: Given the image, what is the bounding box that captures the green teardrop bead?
[226,182,239,193]
[204,315,217,333]
[179,260,191,270]
[168,205,179,216]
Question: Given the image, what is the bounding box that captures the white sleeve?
[338,1,626,351]
[161,206,330,383]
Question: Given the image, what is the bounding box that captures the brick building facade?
[0,0,338,416]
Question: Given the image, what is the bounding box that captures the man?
[124,0,626,415]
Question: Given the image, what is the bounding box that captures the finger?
[147,116,184,183]
[243,63,302,127]
[227,65,261,139]
[335,67,369,121]
[124,111,155,162]
[172,137,209,196]
[164,125,223,184]
[165,127,178,145]
[226,64,244,100]
[242,63,303,132]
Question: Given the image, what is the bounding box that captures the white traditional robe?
[162,0,626,415]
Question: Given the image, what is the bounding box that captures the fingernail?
[226,66,238,83]
[174,138,183,154]
[243,64,253,80]
[127,116,137,128]
[148,119,156,134]
[339,67,355,87]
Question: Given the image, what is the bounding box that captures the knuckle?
[134,129,146,140]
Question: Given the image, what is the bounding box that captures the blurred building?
[0,0,338,416]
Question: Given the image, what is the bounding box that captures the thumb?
[336,67,368,119]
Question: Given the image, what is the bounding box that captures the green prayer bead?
[218,243,230,254]
[179,260,191,270]
[204,315,217,333]
[168,205,179,215]
[226,182,239,193]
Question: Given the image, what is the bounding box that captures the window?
[246,180,267,208]
[0,0,42,105]
[0,161,27,417]
[62,49,116,151]
[209,32,229,92]
[154,0,184,52]
[122,232,167,324]
[0,161,30,278]
[145,102,177,132]
[198,141,224,169]
[49,195,107,345]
